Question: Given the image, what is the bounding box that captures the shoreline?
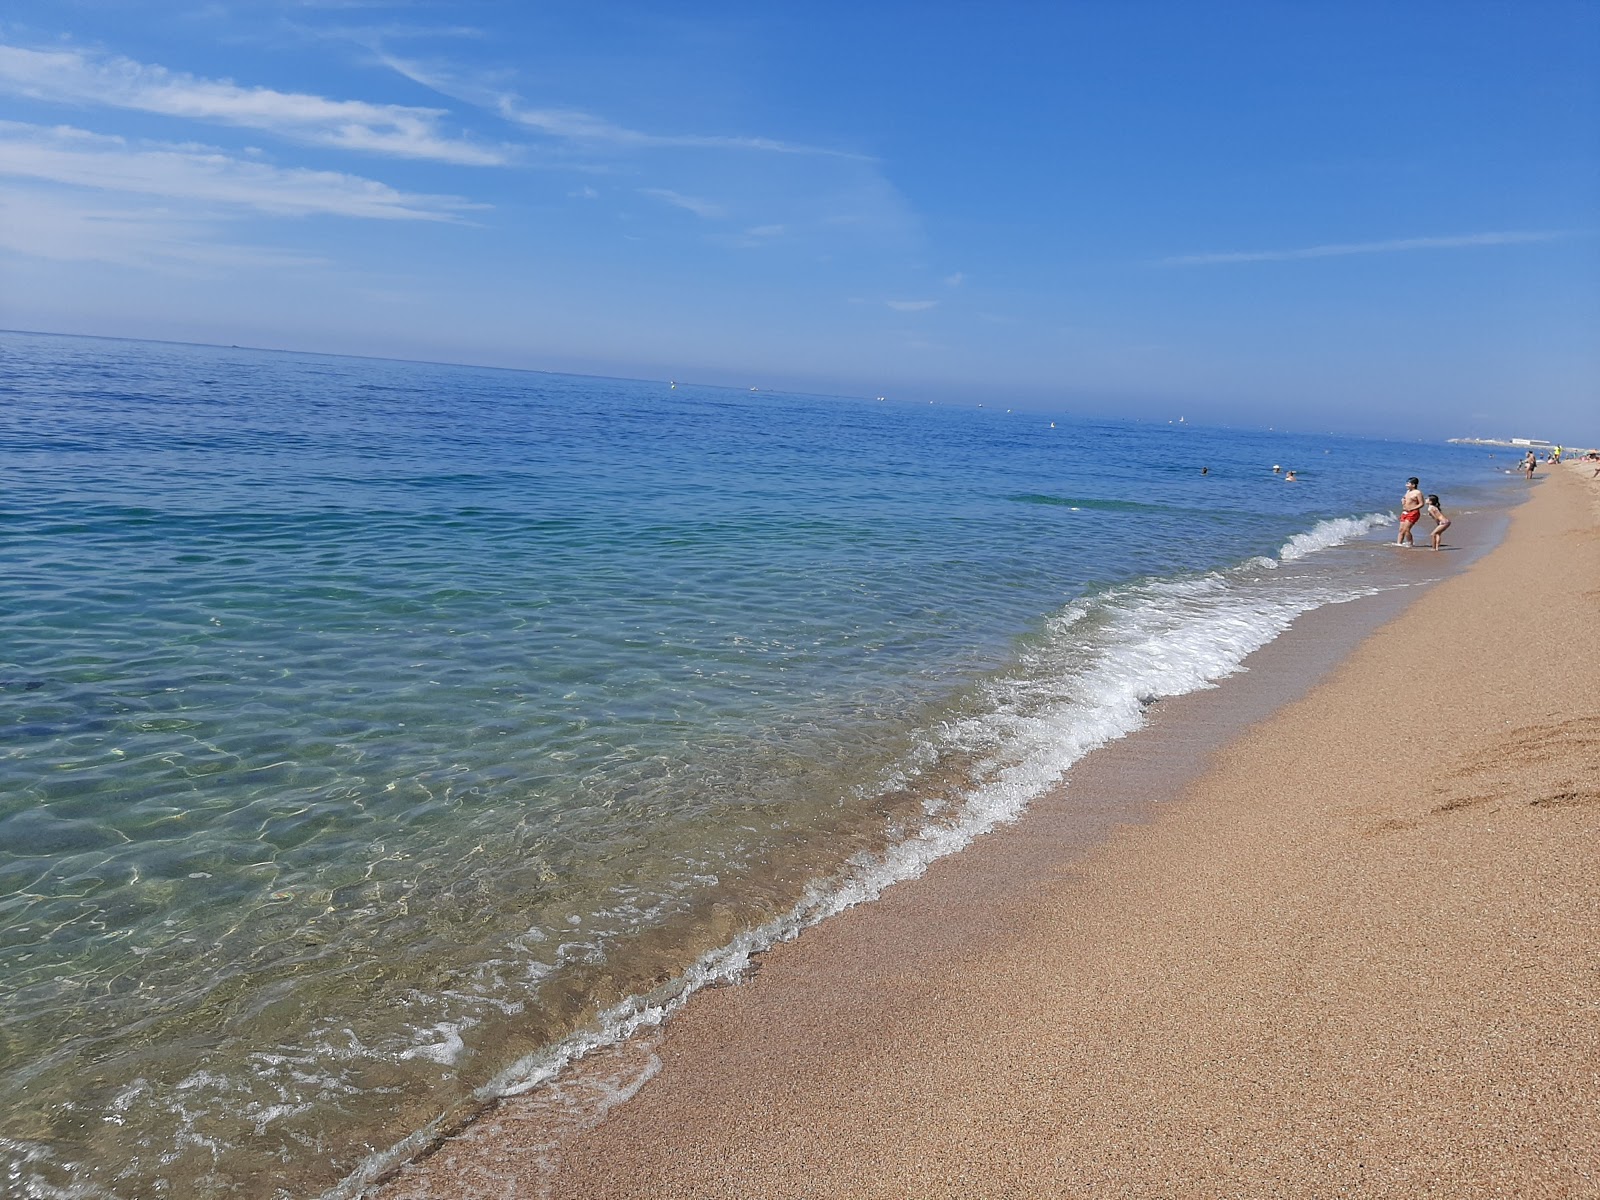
[378,467,1596,1199]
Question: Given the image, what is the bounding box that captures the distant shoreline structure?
[1448,436,1597,456]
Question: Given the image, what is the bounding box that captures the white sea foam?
[397,1023,468,1066]
[0,1136,119,1200]
[1278,512,1391,561]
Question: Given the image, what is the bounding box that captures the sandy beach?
[381,463,1599,1200]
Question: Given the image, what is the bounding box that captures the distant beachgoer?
[1426,494,1451,551]
[1522,451,1536,480]
[1272,464,1281,473]
[1397,476,1424,547]
[1200,466,1209,475]
[1284,470,1297,481]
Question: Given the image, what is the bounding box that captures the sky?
[0,1,1596,441]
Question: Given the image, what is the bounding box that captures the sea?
[0,330,1522,1198]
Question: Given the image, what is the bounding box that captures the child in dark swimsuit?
[1426,494,1451,551]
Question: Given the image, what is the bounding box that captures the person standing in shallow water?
[1425,494,1451,551]
[1523,451,1537,480]
[1397,477,1425,547]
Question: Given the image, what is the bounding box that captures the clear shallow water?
[0,331,1518,1198]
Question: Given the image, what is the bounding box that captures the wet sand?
[381,465,1598,1199]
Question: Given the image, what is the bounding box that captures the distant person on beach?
[1426,494,1451,551]
[1522,451,1537,480]
[1284,470,1297,481]
[1397,477,1424,547]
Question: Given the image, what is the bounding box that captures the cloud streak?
[0,43,511,165]
[0,185,328,272]
[640,187,726,219]
[503,100,865,158]
[376,51,867,160]
[886,299,939,312]
[0,121,481,221]
[1160,230,1571,266]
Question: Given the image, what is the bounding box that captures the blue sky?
[1,1,1596,441]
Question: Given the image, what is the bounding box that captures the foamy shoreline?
[381,466,1598,1197]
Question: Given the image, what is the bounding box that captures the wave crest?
[1279,512,1390,561]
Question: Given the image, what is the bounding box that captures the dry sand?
[382,464,1599,1200]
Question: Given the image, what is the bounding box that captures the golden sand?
[383,465,1599,1199]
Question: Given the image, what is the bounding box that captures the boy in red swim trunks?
[1397,477,1424,547]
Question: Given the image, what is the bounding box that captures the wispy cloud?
[367,51,921,250]
[713,223,787,250]
[1160,230,1571,266]
[375,51,867,160]
[886,299,939,312]
[506,100,861,157]
[640,187,726,219]
[944,271,964,288]
[0,121,480,221]
[0,43,511,165]
[0,184,328,272]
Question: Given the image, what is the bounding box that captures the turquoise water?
[0,331,1516,1198]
